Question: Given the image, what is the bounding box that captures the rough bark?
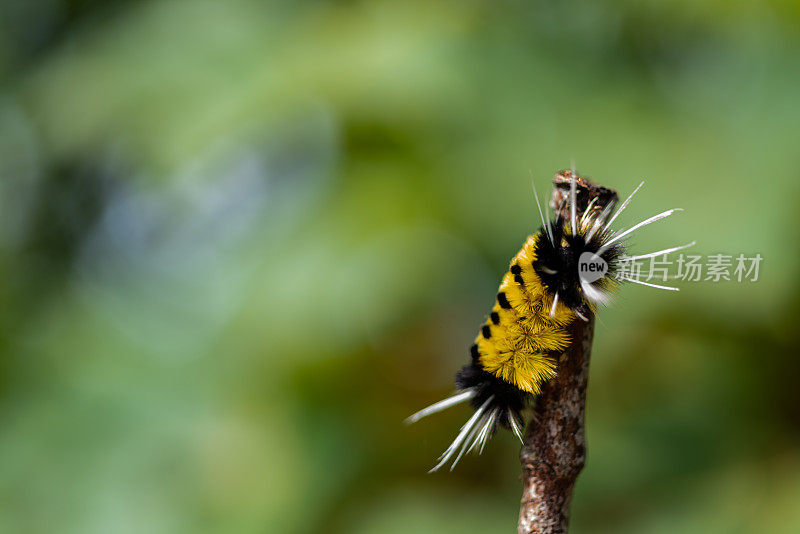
[517,171,618,534]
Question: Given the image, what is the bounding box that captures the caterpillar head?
[533,211,625,319]
[530,170,692,321]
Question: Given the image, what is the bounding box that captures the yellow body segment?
[476,234,575,394]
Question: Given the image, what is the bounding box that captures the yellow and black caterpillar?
[407,171,693,472]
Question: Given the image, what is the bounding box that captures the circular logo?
[578,252,608,283]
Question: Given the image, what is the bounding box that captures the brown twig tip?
[551,170,619,218]
[518,173,618,534]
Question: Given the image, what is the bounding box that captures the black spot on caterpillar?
[470,343,481,363]
[497,292,511,309]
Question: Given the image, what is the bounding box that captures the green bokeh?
[0,1,798,532]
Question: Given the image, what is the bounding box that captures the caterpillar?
[407,170,694,472]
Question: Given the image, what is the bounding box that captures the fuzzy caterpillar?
[407,171,694,472]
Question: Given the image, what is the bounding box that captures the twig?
[517,171,618,534]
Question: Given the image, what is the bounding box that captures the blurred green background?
[1,0,799,532]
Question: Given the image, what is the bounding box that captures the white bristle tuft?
[405,389,476,425]
[531,177,553,244]
[585,201,617,242]
[550,292,559,318]
[621,241,696,262]
[429,396,494,473]
[570,173,577,236]
[598,208,683,254]
[509,414,524,444]
[603,180,644,232]
[619,276,679,291]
